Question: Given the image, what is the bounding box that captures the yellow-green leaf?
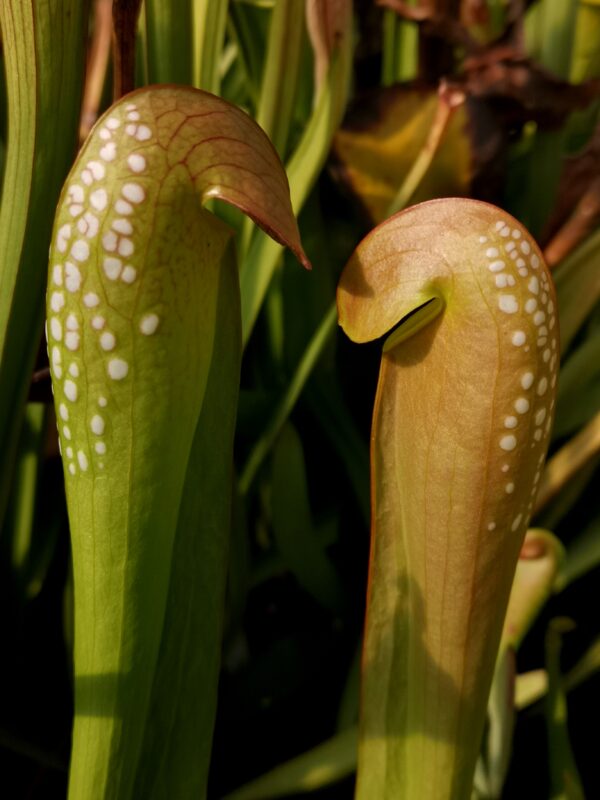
[47,85,307,799]
[0,0,90,530]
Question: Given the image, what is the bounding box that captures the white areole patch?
[139,313,160,335]
[122,183,145,204]
[50,291,65,312]
[127,153,146,173]
[100,331,116,351]
[115,199,133,215]
[135,125,152,141]
[50,317,62,341]
[498,295,518,314]
[121,266,137,284]
[51,347,62,378]
[64,380,78,402]
[521,372,534,390]
[500,435,517,452]
[108,358,129,380]
[84,292,100,308]
[118,238,134,257]
[514,397,529,414]
[100,142,117,162]
[90,188,108,211]
[68,184,84,203]
[56,224,71,252]
[112,218,133,235]
[65,332,80,351]
[511,514,523,531]
[87,161,105,180]
[90,415,105,435]
[65,262,82,293]
[103,256,122,280]
[80,211,99,238]
[102,231,118,252]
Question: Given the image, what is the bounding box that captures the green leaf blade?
[271,423,345,614]
[0,0,90,530]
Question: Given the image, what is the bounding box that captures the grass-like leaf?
[0,0,90,531]
[545,619,585,800]
[222,726,358,800]
[553,224,600,353]
[193,0,230,93]
[144,0,194,84]
[240,1,353,343]
[271,423,345,613]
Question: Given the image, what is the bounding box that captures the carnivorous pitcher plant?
[337,198,559,799]
[46,85,308,799]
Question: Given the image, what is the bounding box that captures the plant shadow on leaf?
[73,672,126,719]
[359,571,478,776]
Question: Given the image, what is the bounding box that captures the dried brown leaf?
[112,0,143,99]
[306,0,353,92]
[543,122,600,258]
[332,83,472,222]
[462,46,600,128]
[80,0,113,141]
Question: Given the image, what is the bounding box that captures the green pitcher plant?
[46,85,308,799]
[337,198,559,799]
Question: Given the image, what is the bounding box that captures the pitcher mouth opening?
[383,296,445,353]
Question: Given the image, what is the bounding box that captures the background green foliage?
[0,1,599,797]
